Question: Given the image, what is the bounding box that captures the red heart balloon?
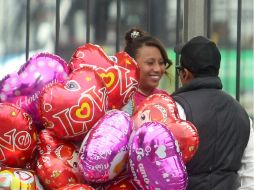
[132,94,180,129]
[36,143,81,190]
[37,129,78,156]
[132,94,199,164]
[37,129,62,155]
[106,52,139,109]
[69,43,114,71]
[95,66,120,109]
[165,120,199,163]
[39,66,108,141]
[56,184,95,190]
[69,44,139,110]
[0,103,37,168]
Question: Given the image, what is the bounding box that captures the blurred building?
[0,0,253,117]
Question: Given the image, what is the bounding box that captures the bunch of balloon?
[132,93,200,164]
[0,53,69,129]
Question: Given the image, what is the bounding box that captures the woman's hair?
[124,27,172,69]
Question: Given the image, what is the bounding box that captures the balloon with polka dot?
[0,53,69,129]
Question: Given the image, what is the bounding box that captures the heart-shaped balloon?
[36,143,82,190]
[78,110,133,183]
[165,120,199,164]
[37,129,78,156]
[101,52,139,109]
[0,103,37,168]
[56,184,95,190]
[69,43,113,71]
[129,122,188,190]
[132,94,180,128]
[95,66,120,109]
[39,66,108,141]
[0,167,44,190]
[0,53,69,129]
[69,43,139,110]
[37,129,63,155]
[132,94,199,163]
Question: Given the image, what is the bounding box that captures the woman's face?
[135,45,166,95]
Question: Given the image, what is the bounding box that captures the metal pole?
[55,0,60,55]
[26,0,30,60]
[175,0,181,89]
[236,0,242,101]
[183,0,206,40]
[116,0,121,52]
[86,0,90,43]
[147,0,151,32]
[206,0,211,38]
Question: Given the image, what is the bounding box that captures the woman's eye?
[145,61,154,65]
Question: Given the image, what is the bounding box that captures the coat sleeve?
[238,118,254,190]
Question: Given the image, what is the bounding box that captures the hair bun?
[130,30,140,39]
[125,28,147,45]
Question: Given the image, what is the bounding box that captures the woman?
[122,28,172,114]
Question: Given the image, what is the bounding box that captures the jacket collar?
[172,76,223,95]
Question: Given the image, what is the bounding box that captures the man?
[172,36,254,190]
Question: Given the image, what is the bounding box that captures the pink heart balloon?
[129,122,188,190]
[0,53,69,128]
[78,110,133,183]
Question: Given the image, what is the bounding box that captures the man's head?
[175,36,221,84]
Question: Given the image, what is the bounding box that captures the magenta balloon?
[78,110,133,183]
[129,122,188,190]
[0,53,69,127]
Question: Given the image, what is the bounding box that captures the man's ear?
[182,68,194,83]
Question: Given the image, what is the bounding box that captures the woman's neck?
[138,88,154,96]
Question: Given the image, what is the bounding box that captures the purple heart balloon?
[78,110,133,183]
[0,53,69,128]
[129,122,188,190]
